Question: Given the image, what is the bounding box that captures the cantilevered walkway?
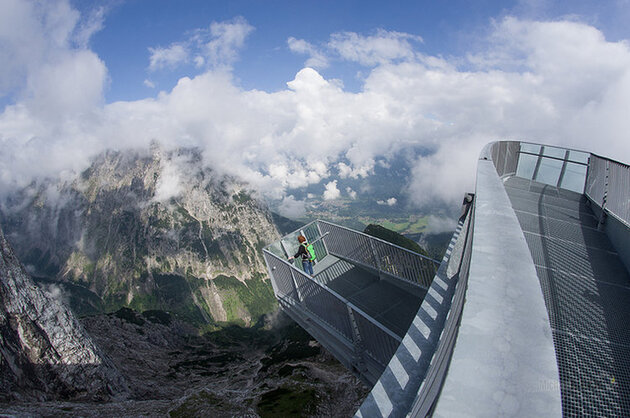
[264,141,630,417]
[263,221,439,384]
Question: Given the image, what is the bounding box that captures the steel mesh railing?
[263,252,297,300]
[371,239,437,288]
[585,155,608,205]
[491,141,520,177]
[318,221,376,268]
[352,306,402,367]
[317,220,439,289]
[585,155,630,227]
[292,269,354,340]
[607,160,630,225]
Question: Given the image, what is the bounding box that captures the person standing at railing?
[288,235,315,276]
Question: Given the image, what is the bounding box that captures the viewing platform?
[264,141,630,417]
[263,220,439,385]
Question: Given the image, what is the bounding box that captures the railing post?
[290,268,303,303]
[280,239,291,259]
[316,221,330,259]
[368,239,384,280]
[347,304,367,374]
[598,160,610,230]
[556,149,571,188]
[532,145,545,181]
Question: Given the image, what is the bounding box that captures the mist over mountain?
[0,145,280,326]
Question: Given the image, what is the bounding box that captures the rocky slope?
[0,146,281,326]
[0,309,368,416]
[0,226,128,401]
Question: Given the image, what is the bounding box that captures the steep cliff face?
[0,226,128,401]
[0,147,281,325]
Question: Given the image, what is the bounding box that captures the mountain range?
[0,145,280,327]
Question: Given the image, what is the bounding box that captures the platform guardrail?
[263,220,440,383]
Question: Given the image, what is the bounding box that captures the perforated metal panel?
[607,160,630,225]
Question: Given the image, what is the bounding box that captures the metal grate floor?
[505,176,630,416]
[319,259,424,338]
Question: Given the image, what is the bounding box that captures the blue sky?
[82,0,507,100]
[73,0,630,101]
[1,0,630,222]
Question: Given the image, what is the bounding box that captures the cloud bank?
[1,1,630,214]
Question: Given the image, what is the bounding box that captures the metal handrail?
[317,220,440,264]
[317,220,439,290]
[410,196,475,417]
[263,247,402,366]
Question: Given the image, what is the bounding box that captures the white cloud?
[287,28,423,70]
[149,43,189,71]
[0,0,84,97]
[277,195,306,218]
[201,16,254,68]
[27,50,106,117]
[425,215,457,234]
[1,5,630,216]
[346,187,357,199]
[153,159,182,202]
[147,16,253,73]
[377,197,397,206]
[329,29,423,66]
[323,180,341,200]
[288,37,329,69]
[338,160,374,179]
[74,6,107,49]
[406,136,484,208]
[144,79,155,88]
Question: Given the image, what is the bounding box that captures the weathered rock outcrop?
[0,226,128,401]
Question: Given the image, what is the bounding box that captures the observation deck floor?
[505,176,630,416]
[313,256,425,338]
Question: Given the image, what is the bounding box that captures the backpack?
[302,242,317,262]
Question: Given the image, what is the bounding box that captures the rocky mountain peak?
[0,146,281,326]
